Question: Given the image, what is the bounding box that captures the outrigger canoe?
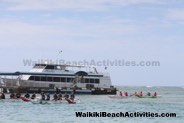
[0,98,22,103]
[108,95,128,99]
[20,97,78,104]
[136,95,161,98]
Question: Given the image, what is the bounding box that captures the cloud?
[0,16,138,36]
[0,16,136,50]
[2,0,164,11]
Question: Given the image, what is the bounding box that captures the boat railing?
[98,72,110,76]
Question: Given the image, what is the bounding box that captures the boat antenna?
[56,50,62,59]
[55,50,63,65]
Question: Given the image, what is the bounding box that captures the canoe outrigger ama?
[0,63,116,95]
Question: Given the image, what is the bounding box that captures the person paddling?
[64,93,69,99]
[16,93,21,99]
[153,92,157,97]
[58,93,62,100]
[53,93,58,101]
[31,93,36,99]
[140,91,143,97]
[10,93,15,99]
[119,91,123,97]
[0,93,5,99]
[24,92,30,99]
[46,93,50,101]
[41,93,45,100]
[147,92,151,96]
[134,92,137,96]
[125,92,128,97]
[70,93,75,101]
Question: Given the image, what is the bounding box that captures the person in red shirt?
[119,91,123,97]
[134,92,137,96]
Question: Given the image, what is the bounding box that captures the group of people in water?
[1,91,158,100]
[0,92,75,101]
[135,91,157,97]
[118,91,157,97]
[38,92,75,101]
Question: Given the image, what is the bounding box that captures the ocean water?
[0,86,184,123]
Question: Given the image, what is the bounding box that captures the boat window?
[90,79,94,83]
[41,77,46,81]
[53,77,60,82]
[35,76,40,81]
[85,79,89,83]
[29,76,35,80]
[56,65,62,70]
[61,78,66,82]
[45,65,55,69]
[80,78,85,83]
[34,64,46,69]
[95,79,100,84]
[47,77,53,82]
[67,78,73,82]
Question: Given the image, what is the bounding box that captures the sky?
[0,0,184,86]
